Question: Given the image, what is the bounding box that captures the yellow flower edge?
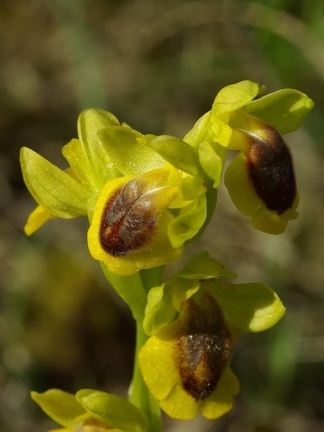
[225,152,298,235]
[88,170,183,276]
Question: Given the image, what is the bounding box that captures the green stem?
[140,265,165,294]
[127,267,165,432]
[104,264,164,431]
[129,320,162,432]
[100,263,147,321]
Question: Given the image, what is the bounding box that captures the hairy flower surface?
[140,292,239,420]
[139,252,286,420]
[225,115,299,233]
[87,168,183,275]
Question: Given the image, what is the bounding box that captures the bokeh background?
[1,0,324,431]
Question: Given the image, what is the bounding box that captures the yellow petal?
[225,152,261,217]
[159,384,199,420]
[88,169,182,275]
[200,367,239,419]
[139,335,177,401]
[24,205,56,235]
[251,194,299,235]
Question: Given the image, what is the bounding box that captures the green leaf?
[214,282,286,333]
[148,135,202,176]
[177,251,237,280]
[31,389,86,428]
[99,127,165,175]
[76,389,149,432]
[247,89,314,134]
[20,147,92,218]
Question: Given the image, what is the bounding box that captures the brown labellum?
[99,179,157,257]
[246,126,296,215]
[176,295,233,401]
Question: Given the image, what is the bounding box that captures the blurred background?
[1,0,324,431]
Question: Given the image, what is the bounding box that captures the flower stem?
[140,265,165,294]
[128,267,165,432]
[103,263,164,431]
[100,263,148,321]
[129,319,162,432]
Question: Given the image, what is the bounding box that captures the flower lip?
[88,168,183,276]
[99,178,157,257]
[245,126,296,215]
[177,294,233,401]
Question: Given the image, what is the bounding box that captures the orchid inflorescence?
[21,81,313,432]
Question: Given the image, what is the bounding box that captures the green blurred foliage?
[1,0,324,431]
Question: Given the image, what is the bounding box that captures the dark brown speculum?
[99,179,157,257]
[246,126,296,215]
[176,294,233,401]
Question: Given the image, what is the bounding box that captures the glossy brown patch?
[246,127,296,215]
[99,179,157,257]
[176,294,233,401]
